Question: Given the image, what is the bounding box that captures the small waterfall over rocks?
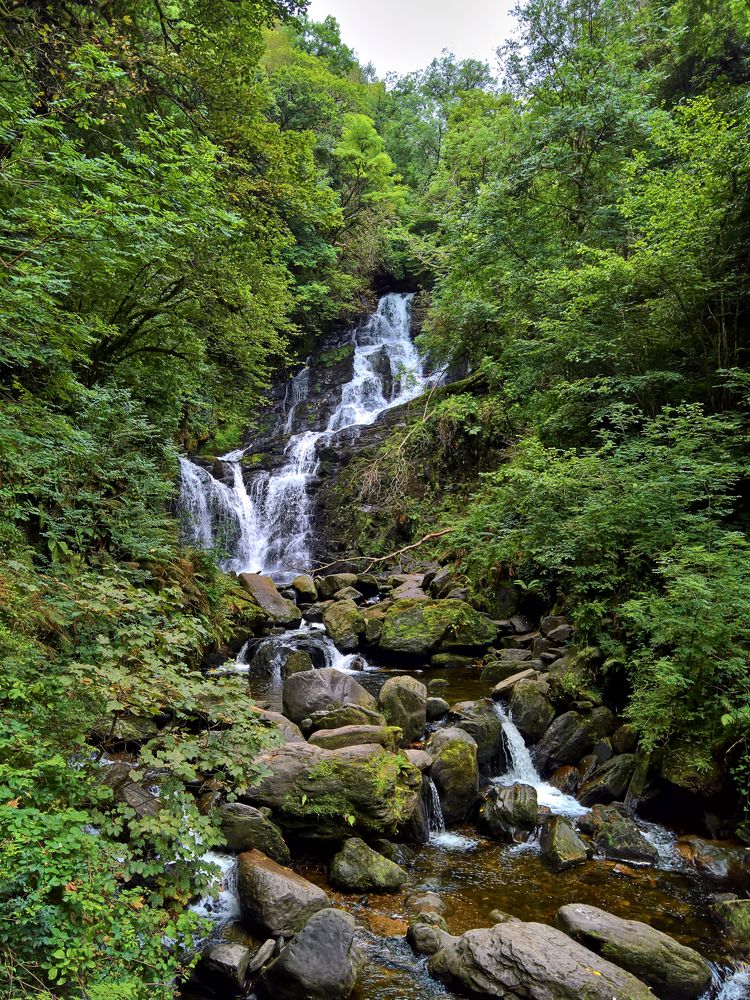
[179,292,426,579]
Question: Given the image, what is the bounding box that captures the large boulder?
[239,573,302,627]
[308,724,400,752]
[378,598,497,657]
[217,802,290,865]
[245,742,422,838]
[292,574,318,602]
[555,903,712,999]
[237,849,329,936]
[578,754,637,806]
[258,709,305,743]
[540,816,588,871]
[534,708,616,774]
[429,920,653,999]
[282,668,376,725]
[676,836,750,888]
[317,573,359,599]
[257,908,360,1000]
[428,727,479,824]
[509,677,555,742]
[379,676,427,745]
[481,783,538,842]
[452,700,504,771]
[580,805,658,864]
[322,600,365,651]
[201,942,252,989]
[710,898,750,952]
[329,837,407,892]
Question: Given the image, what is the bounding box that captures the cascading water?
[179,292,425,579]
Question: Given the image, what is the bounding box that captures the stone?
[710,898,750,952]
[509,677,555,742]
[257,908,360,1000]
[355,573,380,596]
[405,749,433,771]
[481,782,538,842]
[491,668,537,696]
[258,709,305,743]
[429,920,653,999]
[302,600,335,623]
[676,836,750,888]
[580,805,658,864]
[334,586,365,603]
[612,723,639,754]
[237,849,329,936]
[245,741,422,839]
[239,573,302,627]
[555,903,712,999]
[378,598,497,657]
[428,727,479,824]
[540,816,588,871]
[430,652,478,669]
[407,917,453,956]
[534,708,616,774]
[379,675,427,745]
[292,574,317,601]
[540,615,569,636]
[509,614,535,634]
[203,942,252,988]
[282,667,376,725]
[317,573,358,599]
[549,765,581,796]
[427,565,457,597]
[282,649,314,677]
[218,802,290,864]
[391,580,428,600]
[322,600,365,651]
[329,837,407,892]
[452,700,504,770]
[102,763,162,820]
[308,724,400,752]
[247,938,276,973]
[578,754,637,806]
[93,713,159,744]
[309,704,386,730]
[426,696,449,720]
[547,624,573,643]
[405,889,452,916]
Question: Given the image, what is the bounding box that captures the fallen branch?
[311,528,454,576]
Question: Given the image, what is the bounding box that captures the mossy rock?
[379,599,497,657]
[322,599,365,652]
[329,837,407,892]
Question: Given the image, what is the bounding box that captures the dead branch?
[310,528,454,576]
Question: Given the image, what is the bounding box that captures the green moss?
[317,344,354,368]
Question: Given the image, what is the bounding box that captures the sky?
[305,0,517,77]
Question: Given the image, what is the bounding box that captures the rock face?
[308,724,399,751]
[282,668,377,725]
[379,675,427,745]
[378,598,497,657]
[429,920,653,999]
[218,802,290,865]
[237,849,329,936]
[540,816,588,871]
[481,783,538,842]
[329,837,407,892]
[239,573,302,627]
[322,599,365,651]
[452,700,504,771]
[257,908,360,1000]
[555,903,712,999]
[245,742,422,838]
[535,708,616,773]
[428,727,479,824]
[509,677,555,742]
[580,805,658,864]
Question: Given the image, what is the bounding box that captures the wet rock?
[239,573,302,627]
[247,938,276,973]
[102,763,162,819]
[452,700,504,771]
[322,600,365,651]
[245,741,422,838]
[540,816,588,871]
[408,919,454,956]
[481,782,538,842]
[428,727,479,823]
[303,600,335,623]
[292,575,317,602]
[317,573,358,599]
[334,586,365,603]
[491,667,537,697]
[282,667,376,725]
[578,754,636,806]
[555,903,712,999]
[308,724,400,752]
[676,836,750,888]
[218,802,290,864]
[362,610,383,644]
[509,677,555,742]
[257,908,360,1000]
[405,748,433,771]
[426,696,450,721]
[710,898,750,952]
[534,708,616,774]
[330,837,407,892]
[580,805,658,864]
[202,942,252,988]
[282,650,314,677]
[237,849,329,936]
[379,598,497,657]
[355,573,380,596]
[379,675,427,745]
[430,652,478,669]
[429,920,653,999]
[405,889,452,916]
[549,766,581,796]
[399,782,430,845]
[309,704,386,730]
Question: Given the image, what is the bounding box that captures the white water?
[492,703,589,818]
[188,851,240,930]
[179,292,425,579]
[703,966,750,1000]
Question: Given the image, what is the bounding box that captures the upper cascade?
[179,292,427,579]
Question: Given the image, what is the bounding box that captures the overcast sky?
[305,0,517,77]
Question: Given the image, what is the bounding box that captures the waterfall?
[425,777,445,833]
[188,851,240,932]
[178,292,424,580]
[225,622,367,681]
[492,703,588,817]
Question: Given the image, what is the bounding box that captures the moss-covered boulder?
[710,898,750,953]
[238,573,302,627]
[245,742,422,839]
[282,650,314,677]
[217,802,290,865]
[329,837,407,892]
[379,675,427,745]
[292,575,318,602]
[428,727,479,824]
[452,700,504,771]
[323,599,365,651]
[317,573,358,599]
[282,667,376,725]
[308,724,401,752]
[540,816,588,871]
[309,704,386,731]
[481,782,538,842]
[378,599,498,657]
[579,805,658,864]
[509,677,555,742]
